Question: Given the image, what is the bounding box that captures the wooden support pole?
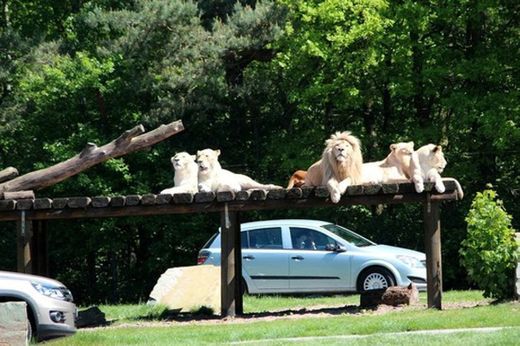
[423,193,442,309]
[220,204,243,317]
[16,211,32,273]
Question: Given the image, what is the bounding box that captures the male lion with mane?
[304,131,363,203]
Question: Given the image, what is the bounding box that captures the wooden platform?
[2,180,461,316]
[0,181,459,221]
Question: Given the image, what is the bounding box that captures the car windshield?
[322,224,376,247]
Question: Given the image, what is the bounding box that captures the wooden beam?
[424,193,442,309]
[220,206,243,317]
[16,211,32,274]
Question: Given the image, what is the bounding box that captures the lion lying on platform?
[196,149,282,193]
[361,141,414,184]
[160,152,198,195]
[410,144,464,198]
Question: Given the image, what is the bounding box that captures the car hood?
[360,245,425,259]
[0,270,65,288]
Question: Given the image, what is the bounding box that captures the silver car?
[198,219,426,293]
[0,271,76,341]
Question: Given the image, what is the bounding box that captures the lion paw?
[435,182,446,193]
[198,183,212,193]
[330,190,341,204]
[414,183,424,193]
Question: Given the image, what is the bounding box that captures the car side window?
[241,232,249,249]
[290,227,337,251]
[248,227,283,249]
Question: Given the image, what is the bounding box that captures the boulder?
[360,283,419,307]
[0,301,28,345]
[149,265,220,313]
[76,306,106,328]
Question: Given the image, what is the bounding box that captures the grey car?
[198,219,427,294]
[0,271,76,341]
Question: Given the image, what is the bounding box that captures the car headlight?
[396,255,425,268]
[32,282,73,301]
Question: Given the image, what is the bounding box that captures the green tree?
[460,189,518,300]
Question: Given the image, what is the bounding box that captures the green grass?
[48,291,519,345]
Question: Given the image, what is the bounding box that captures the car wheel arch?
[356,265,397,292]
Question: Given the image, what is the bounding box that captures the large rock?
[149,265,221,313]
[0,302,29,345]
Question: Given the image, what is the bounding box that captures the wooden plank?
[126,195,142,206]
[217,191,235,202]
[33,198,52,210]
[235,190,252,201]
[52,198,69,209]
[220,209,242,317]
[301,187,314,198]
[346,185,364,196]
[67,197,91,208]
[4,191,35,200]
[363,184,381,195]
[172,193,194,204]
[156,194,172,204]
[286,188,302,199]
[16,200,34,210]
[381,183,399,194]
[267,189,286,200]
[195,192,215,203]
[0,200,16,210]
[141,194,156,205]
[110,196,126,207]
[250,190,267,201]
[424,194,442,309]
[92,196,111,208]
[314,186,329,198]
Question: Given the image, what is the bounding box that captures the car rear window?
[248,227,283,249]
[202,233,219,248]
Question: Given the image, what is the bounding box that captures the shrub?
[460,189,519,300]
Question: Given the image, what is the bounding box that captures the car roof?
[241,219,331,229]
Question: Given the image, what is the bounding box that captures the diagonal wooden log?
[0,167,19,183]
[0,120,184,193]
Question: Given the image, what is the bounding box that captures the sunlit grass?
[52,291,517,346]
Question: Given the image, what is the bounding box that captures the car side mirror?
[334,245,347,253]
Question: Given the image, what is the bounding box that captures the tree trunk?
[0,120,184,194]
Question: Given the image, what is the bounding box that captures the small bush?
[460,189,518,300]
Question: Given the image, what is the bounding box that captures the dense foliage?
[460,189,518,300]
[0,0,518,304]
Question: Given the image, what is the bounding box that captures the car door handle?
[291,256,304,260]
[243,255,255,260]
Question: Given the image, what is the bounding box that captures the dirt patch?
[81,299,496,331]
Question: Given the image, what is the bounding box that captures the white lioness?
[361,141,415,184]
[304,131,363,204]
[196,149,282,192]
[160,152,198,195]
[410,144,464,198]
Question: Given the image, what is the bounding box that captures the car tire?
[357,267,396,292]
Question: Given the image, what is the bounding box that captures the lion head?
[416,144,447,173]
[196,148,221,177]
[171,152,196,171]
[322,131,363,184]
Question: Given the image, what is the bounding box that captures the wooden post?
[423,193,442,309]
[16,211,32,273]
[31,220,48,276]
[220,204,243,317]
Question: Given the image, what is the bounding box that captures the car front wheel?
[358,267,396,292]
